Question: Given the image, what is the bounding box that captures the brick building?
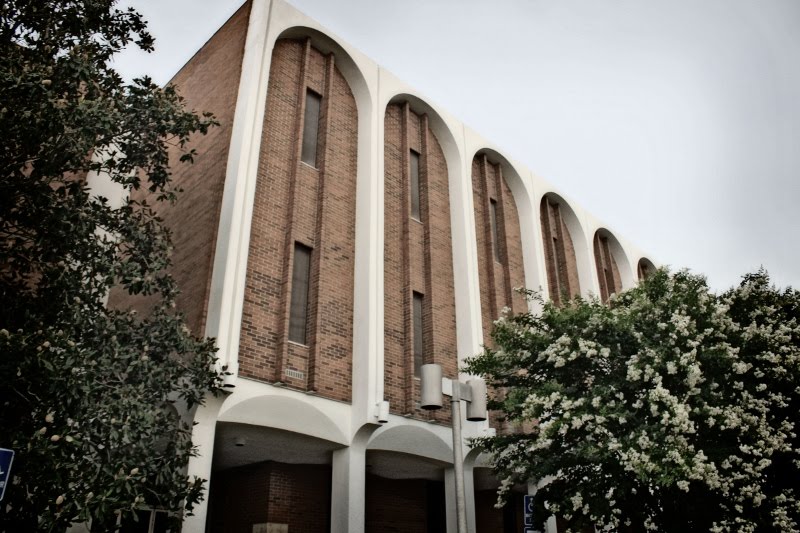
[103,1,657,531]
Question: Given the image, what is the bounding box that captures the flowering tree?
[0,1,222,531]
[466,269,799,532]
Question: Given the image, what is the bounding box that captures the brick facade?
[471,154,527,344]
[593,231,622,302]
[208,462,331,533]
[106,3,251,334]
[383,102,458,422]
[209,464,450,533]
[540,196,581,306]
[237,38,358,402]
[127,3,659,531]
[365,475,446,533]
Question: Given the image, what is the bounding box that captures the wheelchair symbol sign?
[523,494,534,526]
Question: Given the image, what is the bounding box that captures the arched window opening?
[638,258,656,281]
[540,196,580,306]
[593,232,622,302]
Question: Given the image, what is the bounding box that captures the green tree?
[0,1,222,530]
[467,269,799,532]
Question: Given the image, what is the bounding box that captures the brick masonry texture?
[98,6,656,530]
[209,463,451,533]
[540,196,581,306]
[106,3,251,333]
[470,155,527,345]
[593,232,622,302]
[384,103,458,423]
[471,155,528,434]
[237,39,358,402]
[365,475,446,533]
[208,462,331,533]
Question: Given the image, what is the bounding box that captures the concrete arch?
[463,443,487,469]
[383,92,481,367]
[270,25,380,425]
[218,393,349,446]
[275,26,372,141]
[638,257,657,281]
[206,16,379,391]
[367,423,453,464]
[594,228,635,290]
[472,149,528,203]
[472,148,542,298]
[538,191,593,300]
[386,93,465,179]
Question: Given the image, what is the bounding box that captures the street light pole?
[449,378,468,533]
[420,363,487,533]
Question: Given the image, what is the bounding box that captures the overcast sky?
[115,0,800,293]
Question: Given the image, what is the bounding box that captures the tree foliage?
[0,1,222,530]
[467,269,800,532]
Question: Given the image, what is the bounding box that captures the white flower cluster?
[475,270,800,531]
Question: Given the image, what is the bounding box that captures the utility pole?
[420,363,487,533]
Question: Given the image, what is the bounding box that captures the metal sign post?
[420,363,487,533]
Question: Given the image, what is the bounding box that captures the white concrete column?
[182,396,224,533]
[331,443,367,533]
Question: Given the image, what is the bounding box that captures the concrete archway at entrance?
[206,422,345,532]
[364,450,449,533]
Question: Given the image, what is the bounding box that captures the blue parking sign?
[524,494,534,526]
[0,448,14,501]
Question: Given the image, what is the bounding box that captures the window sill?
[287,340,309,348]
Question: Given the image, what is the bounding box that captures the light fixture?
[420,363,487,533]
[375,400,390,424]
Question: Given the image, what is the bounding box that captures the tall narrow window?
[489,199,500,262]
[288,243,312,344]
[301,89,321,167]
[410,150,421,220]
[412,291,424,377]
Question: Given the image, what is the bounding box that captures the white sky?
[115,0,800,293]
